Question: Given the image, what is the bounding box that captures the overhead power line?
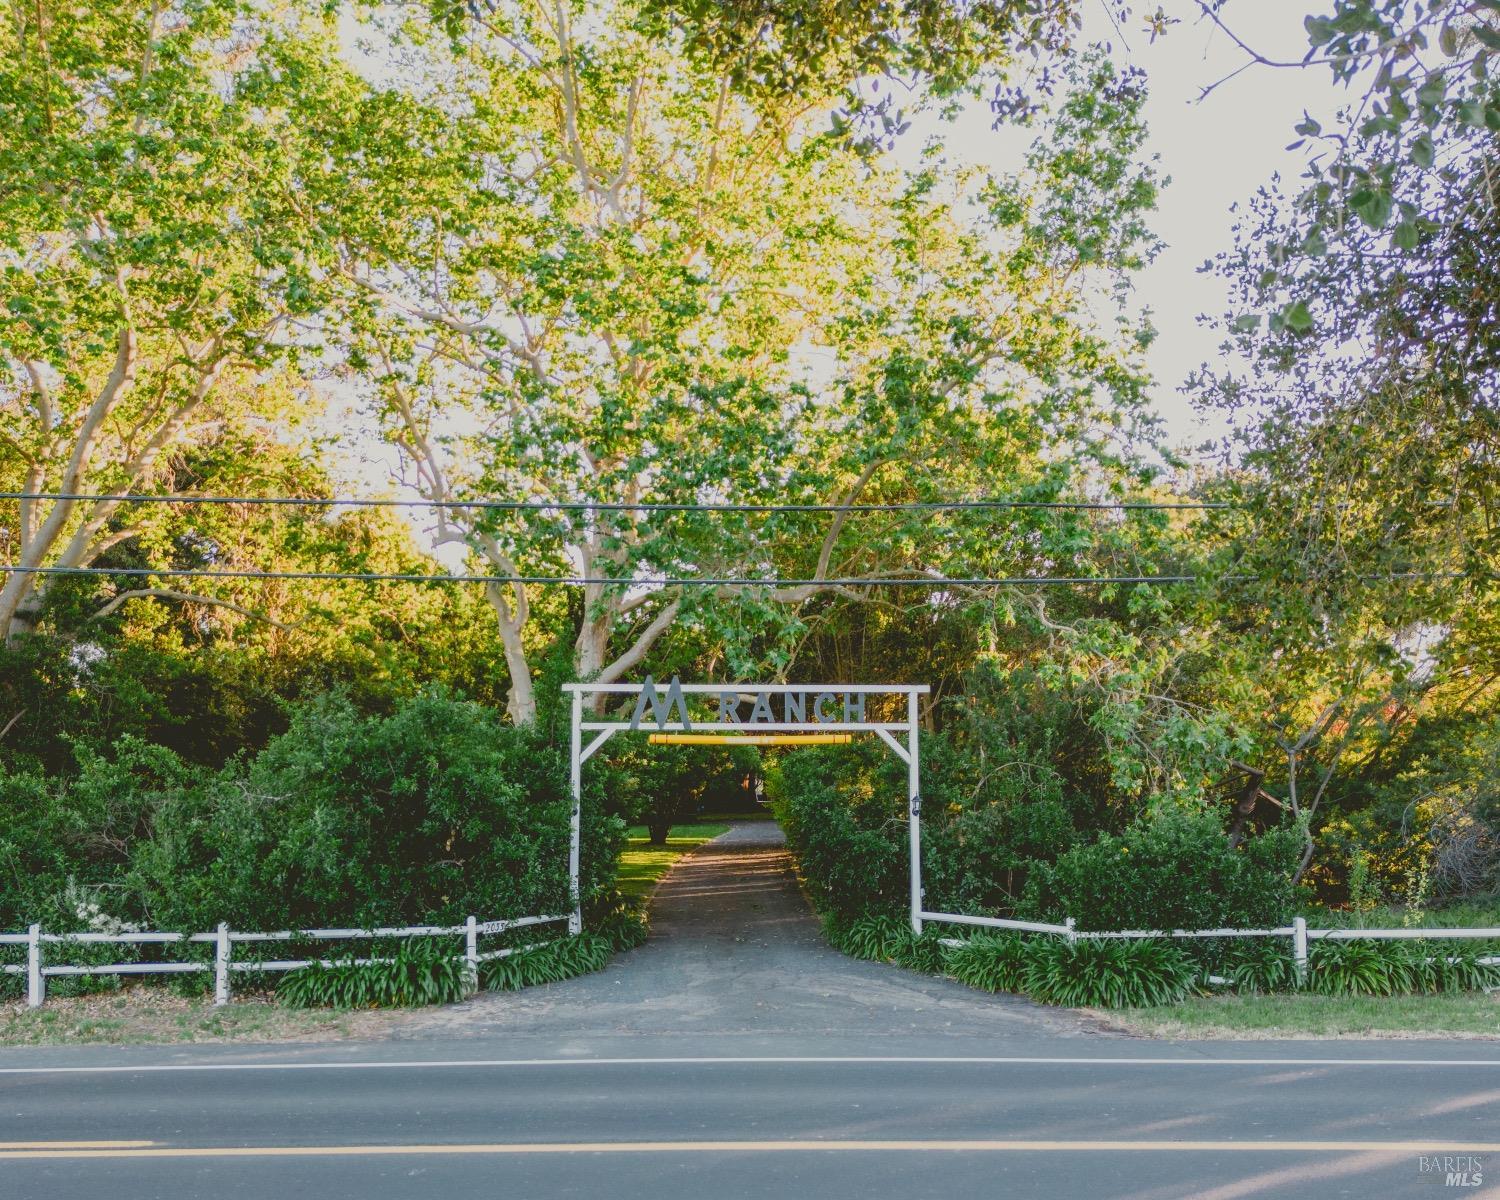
[0,563,1478,588]
[0,564,1207,588]
[0,491,1230,514]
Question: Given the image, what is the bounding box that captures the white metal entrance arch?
[562,679,930,935]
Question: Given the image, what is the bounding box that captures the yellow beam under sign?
[647,733,854,746]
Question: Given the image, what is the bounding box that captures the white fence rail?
[920,911,1500,984]
[1,914,570,1008]
[918,910,1076,938]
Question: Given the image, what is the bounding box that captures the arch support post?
[907,690,923,936]
[569,689,583,936]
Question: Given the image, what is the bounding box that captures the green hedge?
[0,689,624,936]
[772,745,909,922]
[1019,810,1303,933]
[775,739,1302,936]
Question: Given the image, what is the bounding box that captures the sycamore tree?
[295,0,1162,723]
[0,0,346,646]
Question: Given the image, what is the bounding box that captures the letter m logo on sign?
[630,675,693,731]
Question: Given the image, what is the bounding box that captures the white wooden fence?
[919,910,1500,984]
[0,913,569,1008]
[10,909,1497,1008]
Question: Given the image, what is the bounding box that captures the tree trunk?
[575,599,614,716]
[501,635,537,726]
[483,582,538,725]
[0,579,47,649]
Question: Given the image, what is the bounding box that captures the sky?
[1069,1,1348,449]
[912,2,1353,453]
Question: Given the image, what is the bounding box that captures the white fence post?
[1065,917,1077,944]
[464,915,479,992]
[26,923,43,1008]
[214,923,231,1006]
[1293,916,1308,986]
[907,691,923,936]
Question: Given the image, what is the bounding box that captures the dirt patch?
[1086,990,1500,1041]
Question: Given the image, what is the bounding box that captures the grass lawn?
[1097,990,1500,1040]
[0,988,397,1046]
[616,822,731,900]
[1093,901,1500,1039]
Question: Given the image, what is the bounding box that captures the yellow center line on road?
[1,1140,1497,1160]
[0,1141,156,1150]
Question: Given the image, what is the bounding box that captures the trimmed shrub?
[1306,939,1413,996]
[278,940,469,1009]
[0,692,625,934]
[824,913,947,972]
[1420,943,1500,993]
[1022,937,1197,1008]
[1307,938,1500,996]
[944,933,1029,993]
[588,889,650,952]
[127,690,621,933]
[480,933,612,991]
[1021,809,1303,933]
[1220,939,1300,994]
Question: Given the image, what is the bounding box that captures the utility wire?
[0,491,1230,514]
[0,564,1478,588]
[0,564,1208,588]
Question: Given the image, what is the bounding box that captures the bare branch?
[90,588,302,629]
[596,596,682,684]
[341,266,550,383]
[21,360,55,431]
[768,459,886,604]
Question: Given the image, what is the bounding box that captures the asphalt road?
[2,822,1497,1200]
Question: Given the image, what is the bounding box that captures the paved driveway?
[404,820,1094,1042]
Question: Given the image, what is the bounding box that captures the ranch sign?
[628,675,875,731]
[558,677,931,938]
